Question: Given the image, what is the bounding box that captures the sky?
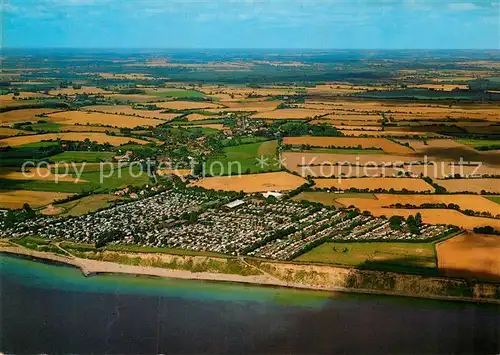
[2,0,499,49]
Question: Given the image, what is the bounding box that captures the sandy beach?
[1,244,499,304]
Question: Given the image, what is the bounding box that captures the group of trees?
[389,213,422,234]
[1,203,36,229]
[473,226,500,235]
[267,121,341,137]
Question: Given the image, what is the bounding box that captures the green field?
[21,122,63,132]
[172,126,220,136]
[486,196,500,204]
[48,151,115,163]
[355,88,500,101]
[0,164,150,193]
[221,137,272,145]
[293,191,376,207]
[296,241,437,273]
[54,194,120,216]
[206,140,279,175]
[149,89,205,98]
[0,141,62,166]
[457,138,500,150]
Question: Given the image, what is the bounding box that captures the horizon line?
[3,47,500,51]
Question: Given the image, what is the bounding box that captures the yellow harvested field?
[95,73,154,80]
[337,125,382,131]
[0,127,30,137]
[199,86,298,99]
[59,125,121,133]
[82,105,180,120]
[217,100,282,113]
[0,190,74,209]
[432,76,477,82]
[437,179,500,193]
[282,151,412,175]
[282,136,412,155]
[0,108,59,124]
[190,172,306,192]
[339,130,439,137]
[308,119,381,126]
[157,169,192,177]
[306,83,395,94]
[408,84,469,91]
[0,92,52,108]
[48,111,164,128]
[337,203,500,230]
[154,101,222,110]
[251,109,329,120]
[396,138,467,153]
[10,81,47,85]
[0,132,149,147]
[0,167,87,183]
[321,114,382,121]
[282,151,500,178]
[313,178,435,192]
[185,113,220,121]
[335,194,500,219]
[437,232,500,281]
[304,100,500,122]
[48,86,111,95]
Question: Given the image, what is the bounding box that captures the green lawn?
[48,151,115,163]
[206,140,279,175]
[296,241,437,273]
[292,191,376,207]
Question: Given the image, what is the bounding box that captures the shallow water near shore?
[1,254,499,354]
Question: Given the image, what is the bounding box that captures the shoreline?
[1,246,499,305]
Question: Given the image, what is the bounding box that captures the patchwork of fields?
[313,177,435,192]
[0,133,149,147]
[47,111,165,128]
[1,54,500,286]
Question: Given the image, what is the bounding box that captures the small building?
[114,150,133,162]
[223,199,245,210]
[262,191,284,199]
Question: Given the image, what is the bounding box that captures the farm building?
[223,199,245,210]
[263,191,284,199]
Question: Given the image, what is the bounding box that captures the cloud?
[448,2,478,10]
